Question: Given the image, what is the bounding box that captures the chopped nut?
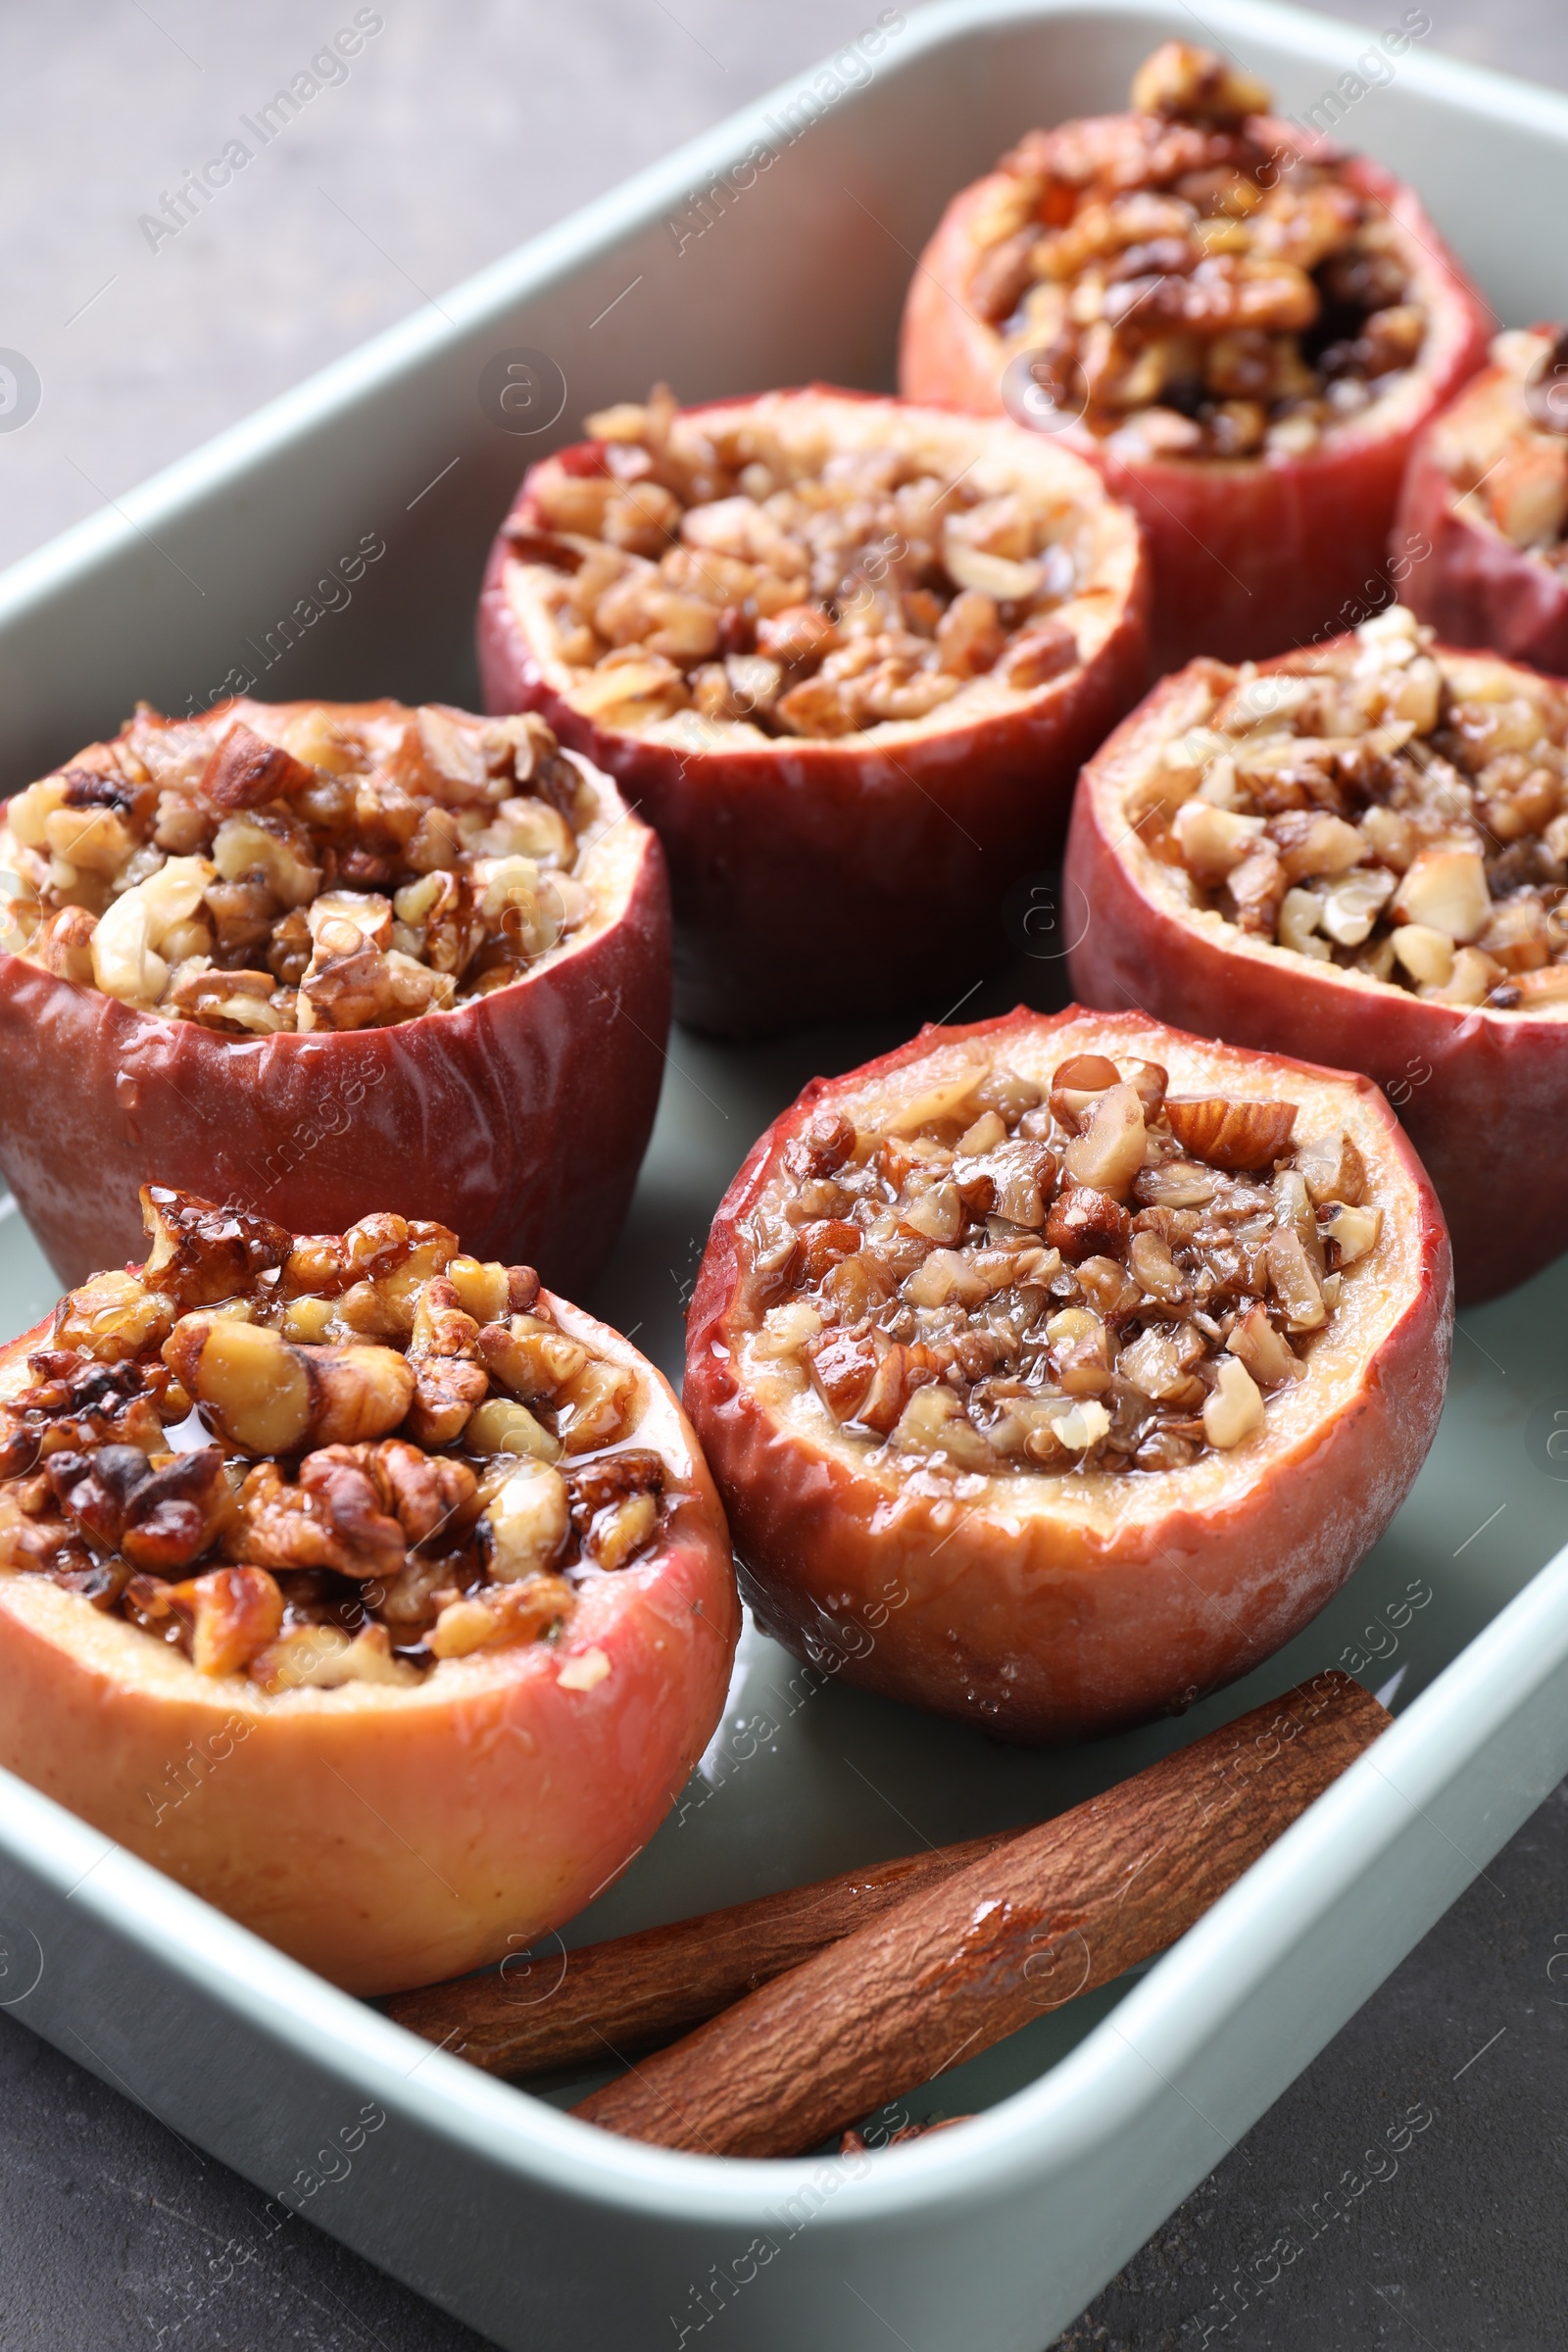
[1202,1355,1265,1448]
[484,1462,569,1582]
[890,1385,993,1469]
[1062,1082,1146,1198]
[585,1489,660,1571]
[162,1318,416,1454]
[1265,1227,1327,1331]
[1129,1229,1185,1302]
[1225,1302,1300,1388]
[1297,1132,1366,1207]
[1391,850,1491,945]
[1173,802,1266,882]
[1164,1096,1297,1171]
[253,1621,419,1689]
[172,1565,283,1677]
[478,1318,588,1401]
[1423,945,1500,1006]
[900,1183,964,1247]
[445,1255,513,1324]
[198,722,315,812]
[140,1185,290,1309]
[55,1269,174,1363]
[1319,1201,1383,1263]
[466,1396,561,1460]
[405,1355,488,1447]
[1045,1186,1131,1262]
[1131,40,1270,124]
[557,1358,638,1454]
[429,1575,574,1658]
[1390,923,1454,989]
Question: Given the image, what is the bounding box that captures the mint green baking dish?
[1,4,1567,2344]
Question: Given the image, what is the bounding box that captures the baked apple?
[684,1006,1448,1741]
[0,1187,738,1993]
[898,40,1490,668]
[477,383,1148,1035]
[0,696,669,1292]
[1396,325,1568,669]
[1065,602,1568,1300]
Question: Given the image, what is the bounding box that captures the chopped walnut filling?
[511,388,1101,740]
[977,41,1428,460]
[749,1056,1380,1476]
[0,1187,664,1684]
[0,701,604,1031]
[1443,327,1568,557]
[1140,604,1568,1009]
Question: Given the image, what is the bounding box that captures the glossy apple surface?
[477,388,1149,1038]
[1064,647,1568,1302]
[0,700,670,1295]
[684,1006,1449,1743]
[0,1291,738,1995]
[899,132,1490,670]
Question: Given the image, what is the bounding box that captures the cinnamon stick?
[384,1827,1018,2077]
[572,1671,1388,2158]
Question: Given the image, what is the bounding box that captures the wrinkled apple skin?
[1064,653,1568,1303]
[684,1006,1449,1743]
[899,129,1490,671]
[0,1293,739,1995]
[0,717,670,1295]
[1396,358,1568,669]
[477,388,1150,1039]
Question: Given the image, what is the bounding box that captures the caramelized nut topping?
[0,1187,665,1683]
[976,43,1429,460]
[750,1054,1380,1476]
[1146,606,1568,1009]
[510,391,1104,743]
[0,701,608,1031]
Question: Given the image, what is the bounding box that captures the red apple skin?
[0,1292,739,1996]
[1063,651,1568,1304]
[1396,353,1568,669]
[899,129,1491,671]
[0,702,671,1295]
[477,388,1150,1039]
[684,1005,1450,1744]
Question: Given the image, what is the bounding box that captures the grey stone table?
[2,3,1567,2346]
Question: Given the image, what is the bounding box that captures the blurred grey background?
[1,0,1565,577]
[2,4,1567,2349]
